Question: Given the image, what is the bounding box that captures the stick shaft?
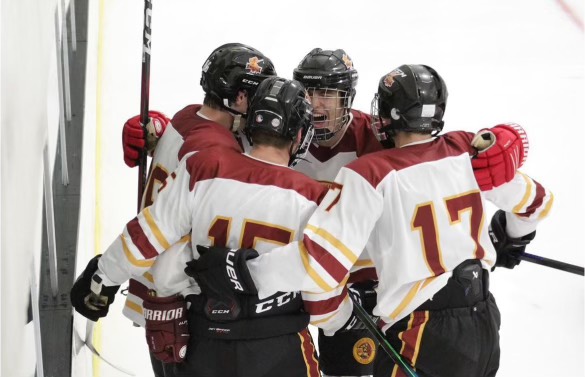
[137,0,152,212]
[350,295,418,377]
[518,252,584,276]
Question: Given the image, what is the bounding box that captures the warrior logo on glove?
[143,294,190,363]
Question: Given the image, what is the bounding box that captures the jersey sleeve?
[483,171,553,237]
[248,166,384,298]
[302,284,353,335]
[98,156,197,285]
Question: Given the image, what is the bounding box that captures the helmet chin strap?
[221,98,247,132]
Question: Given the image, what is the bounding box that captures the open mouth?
[313,113,328,123]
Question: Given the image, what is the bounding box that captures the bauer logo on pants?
[353,337,376,365]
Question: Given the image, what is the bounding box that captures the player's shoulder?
[187,151,327,203]
[346,110,383,156]
[349,109,372,125]
[344,148,396,186]
[171,104,233,138]
[170,104,202,136]
[437,130,475,155]
[441,130,474,145]
[178,122,241,160]
[184,147,241,183]
[272,167,327,203]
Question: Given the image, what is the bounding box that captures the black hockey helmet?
[293,48,358,141]
[245,76,314,166]
[371,64,448,143]
[200,43,277,111]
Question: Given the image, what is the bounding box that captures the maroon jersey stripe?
[303,286,348,315]
[127,217,159,259]
[128,278,149,297]
[185,149,327,204]
[519,178,546,217]
[303,234,349,283]
[399,311,428,367]
[347,131,475,188]
[299,328,320,376]
[348,267,378,283]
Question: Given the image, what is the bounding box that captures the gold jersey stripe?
[299,242,335,292]
[305,224,358,264]
[143,271,154,283]
[143,207,171,249]
[354,259,374,267]
[513,172,533,213]
[539,192,554,219]
[391,280,423,320]
[121,235,155,268]
[310,295,350,326]
[411,311,429,365]
[125,299,143,315]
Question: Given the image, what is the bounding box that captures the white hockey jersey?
[295,110,382,184]
[101,147,354,334]
[123,104,242,326]
[246,131,554,330]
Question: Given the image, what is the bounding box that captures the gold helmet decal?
[342,54,353,69]
[384,68,407,88]
[353,337,376,365]
[246,56,264,74]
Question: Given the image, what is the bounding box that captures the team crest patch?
[342,54,353,69]
[246,56,263,73]
[384,68,407,87]
[352,337,376,365]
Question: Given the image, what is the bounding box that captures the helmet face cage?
[304,87,352,141]
[200,43,277,110]
[370,93,390,143]
[293,48,358,142]
[372,65,447,140]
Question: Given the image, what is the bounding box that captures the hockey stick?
[74,320,135,376]
[517,252,584,276]
[349,294,419,377]
[137,0,153,212]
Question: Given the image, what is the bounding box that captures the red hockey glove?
[471,123,529,191]
[122,110,170,167]
[143,294,190,363]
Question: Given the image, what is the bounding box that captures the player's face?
[308,88,346,135]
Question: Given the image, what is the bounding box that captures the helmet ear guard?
[371,64,448,143]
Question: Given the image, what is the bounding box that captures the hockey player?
[189,65,551,377]
[290,48,382,377]
[112,42,275,376]
[72,77,364,377]
[122,47,533,377]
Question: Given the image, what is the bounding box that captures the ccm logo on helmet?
[144,307,184,321]
[242,78,259,86]
[226,250,244,291]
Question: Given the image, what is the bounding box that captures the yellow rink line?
[93,0,106,376]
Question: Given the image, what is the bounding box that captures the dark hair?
[248,128,292,149]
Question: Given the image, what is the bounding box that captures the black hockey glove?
[70,255,121,322]
[340,282,379,332]
[489,210,536,270]
[185,245,259,321]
